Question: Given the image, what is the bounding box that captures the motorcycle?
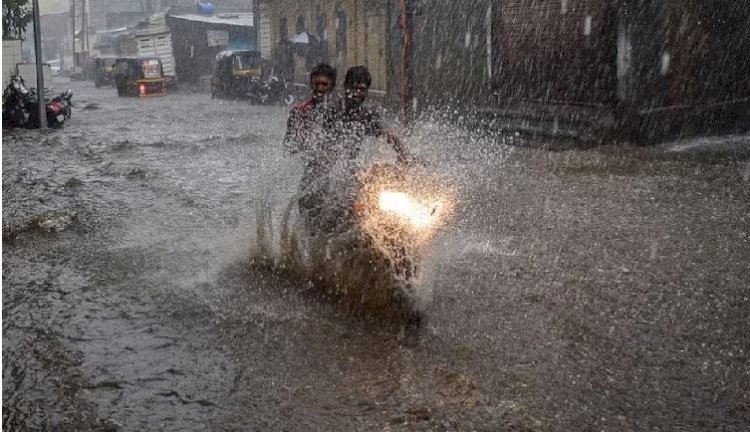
[2,74,74,128]
[294,161,452,323]
[28,88,74,128]
[246,75,296,106]
[2,74,32,128]
[263,75,296,106]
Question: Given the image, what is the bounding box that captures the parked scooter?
[35,88,74,127]
[2,74,74,128]
[246,75,296,106]
[2,74,32,128]
[263,75,296,106]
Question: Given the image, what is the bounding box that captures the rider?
[283,63,338,231]
[288,65,416,234]
[324,66,413,165]
[283,63,337,155]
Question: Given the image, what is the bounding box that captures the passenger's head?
[309,63,336,100]
[344,66,372,107]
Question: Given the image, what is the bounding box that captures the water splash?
[249,159,453,321]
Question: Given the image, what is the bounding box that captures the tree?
[2,0,32,40]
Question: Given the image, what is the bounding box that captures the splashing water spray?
[252,160,454,322]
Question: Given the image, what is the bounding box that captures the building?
[263,0,390,93]
[412,0,750,141]
[166,12,256,85]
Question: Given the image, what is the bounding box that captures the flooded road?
[3,79,749,431]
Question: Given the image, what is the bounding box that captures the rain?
[2,0,749,431]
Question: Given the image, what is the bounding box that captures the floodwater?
[3,79,749,431]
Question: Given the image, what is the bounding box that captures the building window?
[336,11,347,65]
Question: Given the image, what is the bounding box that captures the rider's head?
[344,66,372,108]
[309,63,336,102]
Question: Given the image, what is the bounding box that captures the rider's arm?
[365,110,414,164]
[384,130,414,165]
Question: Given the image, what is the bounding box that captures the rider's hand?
[397,152,428,168]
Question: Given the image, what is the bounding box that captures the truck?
[133,26,176,85]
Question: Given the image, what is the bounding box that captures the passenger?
[283,63,337,232]
[283,63,337,155]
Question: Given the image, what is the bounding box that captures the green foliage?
[3,0,32,40]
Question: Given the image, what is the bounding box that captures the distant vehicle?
[134,28,176,87]
[92,56,119,87]
[113,57,168,97]
[211,50,262,99]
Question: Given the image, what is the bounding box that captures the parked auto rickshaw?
[114,57,167,97]
[93,56,119,87]
[211,50,262,99]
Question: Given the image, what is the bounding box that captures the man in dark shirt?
[324,66,412,165]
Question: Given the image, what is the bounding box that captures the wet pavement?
[3,78,749,431]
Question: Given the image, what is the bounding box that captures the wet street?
[3,79,749,431]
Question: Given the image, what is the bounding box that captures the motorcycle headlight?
[378,191,443,229]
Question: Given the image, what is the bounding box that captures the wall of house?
[259,0,747,140]
[2,40,24,87]
[666,0,750,107]
[410,0,490,109]
[410,0,619,111]
[266,0,389,92]
[494,0,618,105]
[617,0,750,140]
[167,15,256,84]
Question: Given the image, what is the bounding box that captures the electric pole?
[82,0,87,52]
[32,0,47,128]
[71,0,76,67]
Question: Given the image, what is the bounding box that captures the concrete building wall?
[3,40,24,87]
[267,0,389,92]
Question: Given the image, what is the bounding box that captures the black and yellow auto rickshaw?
[93,56,119,87]
[114,57,168,97]
[210,50,262,99]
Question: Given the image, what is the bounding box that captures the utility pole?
[71,0,76,67]
[399,0,413,126]
[81,0,87,52]
[32,0,47,128]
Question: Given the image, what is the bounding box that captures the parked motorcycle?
[2,74,32,128]
[263,76,296,106]
[246,75,296,106]
[2,74,74,128]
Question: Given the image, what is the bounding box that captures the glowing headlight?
[378,191,442,229]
